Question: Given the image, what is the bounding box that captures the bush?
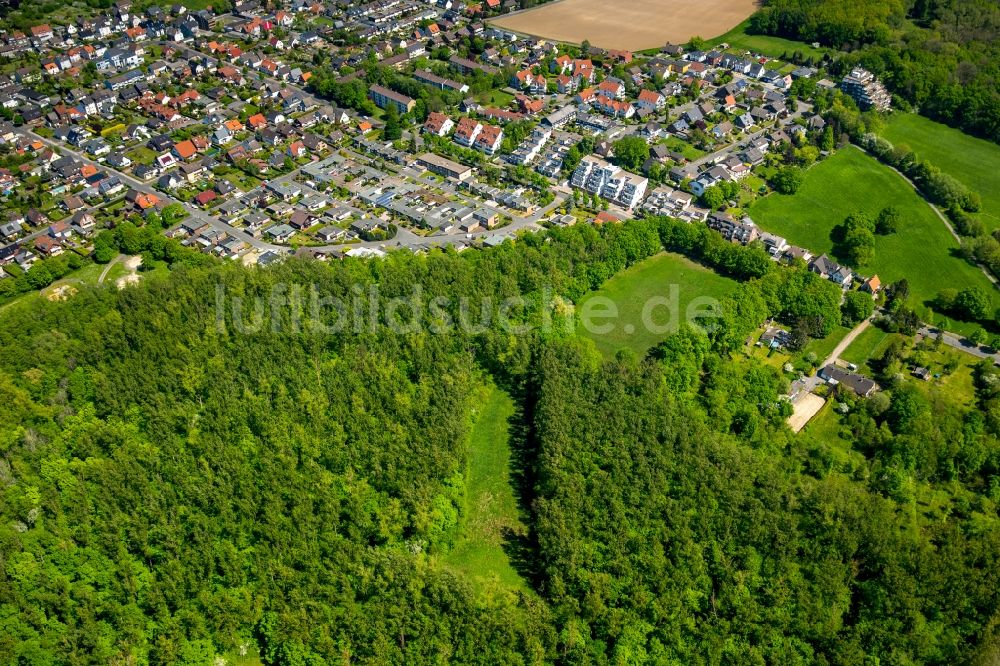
[875,206,901,234]
[772,166,804,194]
[842,290,875,325]
[836,212,876,266]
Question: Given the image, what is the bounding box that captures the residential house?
[424,111,454,137]
[368,84,415,114]
[474,123,503,155]
[819,365,879,397]
[809,254,853,287]
[453,117,482,147]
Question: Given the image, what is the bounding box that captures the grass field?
[748,147,999,334]
[710,19,831,59]
[841,324,896,371]
[490,0,757,51]
[126,146,157,165]
[477,89,516,108]
[444,386,529,592]
[1,259,109,316]
[800,401,864,471]
[910,345,978,416]
[880,113,1000,232]
[578,252,738,357]
[662,135,707,160]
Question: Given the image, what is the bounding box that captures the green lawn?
[478,90,515,107]
[578,252,738,357]
[444,386,529,593]
[801,401,865,472]
[661,135,706,161]
[41,261,107,294]
[126,146,157,165]
[908,344,978,415]
[880,113,1000,232]
[841,324,896,370]
[802,324,852,363]
[749,147,999,334]
[102,260,131,286]
[2,259,113,316]
[709,20,832,60]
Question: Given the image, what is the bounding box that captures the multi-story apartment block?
[368,84,415,114]
[841,68,891,112]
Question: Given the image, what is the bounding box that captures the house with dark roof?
[820,365,879,397]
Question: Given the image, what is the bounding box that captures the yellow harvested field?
[490,0,758,51]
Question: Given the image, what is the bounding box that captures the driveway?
[823,317,872,368]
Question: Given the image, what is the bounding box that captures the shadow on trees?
[495,374,545,592]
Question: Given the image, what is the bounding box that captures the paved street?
[23,129,275,251]
[19,126,565,258]
[918,325,1000,364]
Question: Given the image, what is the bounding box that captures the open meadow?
[578,252,737,357]
[490,0,757,51]
[710,19,832,59]
[748,147,999,334]
[880,113,1000,232]
[444,386,530,593]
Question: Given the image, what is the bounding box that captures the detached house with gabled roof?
[34,236,63,257]
[172,139,198,161]
[453,117,482,147]
[474,123,503,155]
[635,88,664,111]
[809,254,854,287]
[247,113,268,130]
[423,111,454,137]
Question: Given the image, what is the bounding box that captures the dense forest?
[750,0,1000,142]
[2,219,1000,663]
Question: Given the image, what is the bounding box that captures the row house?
[413,69,469,93]
[641,186,693,216]
[368,84,415,114]
[480,107,523,124]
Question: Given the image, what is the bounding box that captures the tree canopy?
[1,218,999,664]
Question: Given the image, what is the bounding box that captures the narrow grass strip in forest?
[445,385,530,592]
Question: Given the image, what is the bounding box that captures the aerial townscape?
[2,0,1000,663]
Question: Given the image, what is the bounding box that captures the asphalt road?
[918,325,1000,364]
[21,127,565,257]
[23,129,274,251]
